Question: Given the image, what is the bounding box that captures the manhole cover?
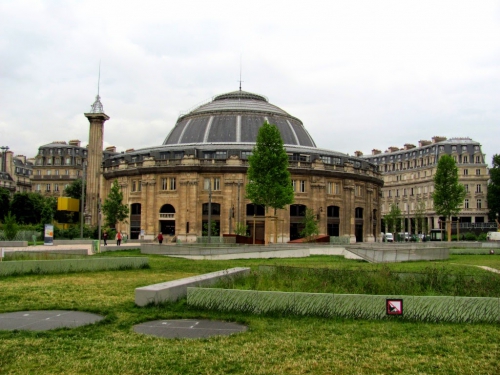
[0,310,104,331]
[134,319,247,339]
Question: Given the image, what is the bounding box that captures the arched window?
[160,204,175,214]
[289,204,307,217]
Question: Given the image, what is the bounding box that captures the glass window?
[476,169,481,175]
[464,199,469,209]
[463,169,468,176]
[170,177,176,190]
[213,177,220,191]
[477,199,482,209]
[161,178,167,190]
[300,180,306,193]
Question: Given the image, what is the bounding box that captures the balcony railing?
[159,213,175,219]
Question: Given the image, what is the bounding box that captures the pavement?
[133,319,247,339]
[2,242,142,255]
[0,310,104,331]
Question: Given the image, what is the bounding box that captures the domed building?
[100,90,383,243]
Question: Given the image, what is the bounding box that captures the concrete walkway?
[476,266,500,274]
[2,242,140,256]
[0,310,104,331]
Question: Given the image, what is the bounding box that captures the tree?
[414,201,427,236]
[2,212,18,240]
[300,208,319,242]
[433,154,466,242]
[202,220,219,237]
[246,121,294,213]
[0,187,10,222]
[102,179,129,228]
[64,178,85,202]
[487,154,500,224]
[383,204,402,238]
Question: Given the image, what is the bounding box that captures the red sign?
[386,299,403,315]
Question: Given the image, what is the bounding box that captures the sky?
[1,0,500,165]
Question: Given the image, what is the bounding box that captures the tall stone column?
[84,95,109,227]
[365,184,375,242]
[343,180,356,243]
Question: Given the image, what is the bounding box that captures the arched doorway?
[159,204,176,236]
[130,203,141,239]
[246,204,265,243]
[202,203,220,236]
[289,204,306,240]
[327,205,340,237]
[355,207,364,242]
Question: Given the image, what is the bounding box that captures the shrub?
[464,232,477,241]
[477,232,487,241]
[3,212,19,240]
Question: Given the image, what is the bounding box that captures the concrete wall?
[135,267,250,306]
[0,257,148,276]
[187,288,500,323]
[0,241,28,247]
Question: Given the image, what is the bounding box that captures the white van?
[487,232,500,241]
[384,233,394,242]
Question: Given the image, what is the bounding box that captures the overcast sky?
[1,0,499,165]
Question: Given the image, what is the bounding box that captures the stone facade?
[359,136,490,233]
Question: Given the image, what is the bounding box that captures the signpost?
[44,224,54,246]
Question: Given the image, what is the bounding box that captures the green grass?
[0,250,499,374]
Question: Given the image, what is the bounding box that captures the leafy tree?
[433,154,466,242]
[0,187,10,222]
[383,204,402,237]
[10,193,40,224]
[102,179,129,228]
[202,220,219,237]
[2,211,18,240]
[246,121,294,213]
[300,208,319,242]
[64,178,85,203]
[40,197,57,224]
[487,154,500,223]
[414,201,427,235]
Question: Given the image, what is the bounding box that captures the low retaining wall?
[141,244,311,260]
[0,257,149,276]
[187,288,500,323]
[135,267,250,306]
[347,244,449,263]
[0,241,28,247]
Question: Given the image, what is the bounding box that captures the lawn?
[0,250,499,374]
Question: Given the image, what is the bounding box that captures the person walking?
[156,232,163,245]
[116,231,122,246]
[103,231,108,246]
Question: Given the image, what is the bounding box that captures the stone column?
[84,112,109,226]
[343,180,356,243]
[365,184,375,242]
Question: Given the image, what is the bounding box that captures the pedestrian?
[116,231,122,246]
[156,232,163,245]
[103,231,108,246]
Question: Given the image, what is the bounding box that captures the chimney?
[372,149,382,155]
[16,155,26,164]
[125,148,135,153]
[354,150,363,157]
[388,146,399,153]
[105,146,117,153]
[418,140,431,147]
[69,140,81,147]
[404,143,416,150]
[432,136,447,144]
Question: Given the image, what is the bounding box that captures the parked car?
[384,233,394,242]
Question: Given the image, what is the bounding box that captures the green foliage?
[464,232,477,241]
[0,187,10,222]
[487,154,500,220]
[433,155,466,219]
[202,220,219,236]
[414,201,427,234]
[2,211,19,240]
[64,178,85,203]
[233,222,248,236]
[246,121,294,213]
[102,180,129,228]
[299,208,319,241]
[383,203,402,234]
